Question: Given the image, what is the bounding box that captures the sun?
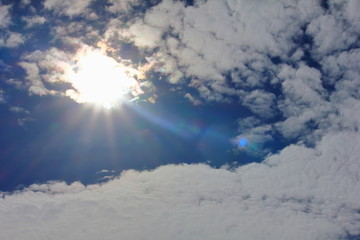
[65,47,143,109]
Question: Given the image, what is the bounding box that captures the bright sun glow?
[65,47,143,109]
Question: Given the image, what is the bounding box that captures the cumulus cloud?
[106,0,142,13]
[241,90,277,119]
[22,16,46,28]
[18,61,49,96]
[307,1,360,58]
[0,32,25,48]
[107,0,360,146]
[1,129,359,240]
[106,18,163,49]
[43,0,92,17]
[0,4,26,48]
[128,0,322,84]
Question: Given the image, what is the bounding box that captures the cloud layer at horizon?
[1,130,359,239]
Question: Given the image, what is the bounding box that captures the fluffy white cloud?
[308,0,360,58]
[0,5,25,49]
[22,16,46,28]
[1,129,359,240]
[43,0,92,16]
[241,90,277,118]
[106,0,141,13]
[307,14,357,57]
[120,19,163,48]
[0,32,24,48]
[124,0,323,84]
[18,61,49,96]
[109,0,358,116]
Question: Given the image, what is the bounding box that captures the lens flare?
[238,138,248,147]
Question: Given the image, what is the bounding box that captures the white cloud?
[1,129,359,240]
[20,0,31,6]
[51,21,100,44]
[10,106,30,114]
[22,16,46,28]
[307,13,357,57]
[18,61,49,96]
[241,90,277,118]
[184,92,202,106]
[122,20,163,48]
[132,0,323,83]
[0,89,6,103]
[109,0,358,119]
[5,32,24,47]
[0,5,11,29]
[346,0,360,31]
[43,0,92,17]
[106,0,141,13]
[233,123,273,156]
[307,0,360,58]
[103,0,360,152]
[6,78,26,89]
[0,31,24,48]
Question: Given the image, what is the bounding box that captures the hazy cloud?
[0,89,6,103]
[0,5,11,29]
[22,16,46,28]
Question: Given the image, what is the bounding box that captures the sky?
[0,0,359,239]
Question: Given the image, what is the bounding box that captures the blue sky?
[0,0,360,239]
